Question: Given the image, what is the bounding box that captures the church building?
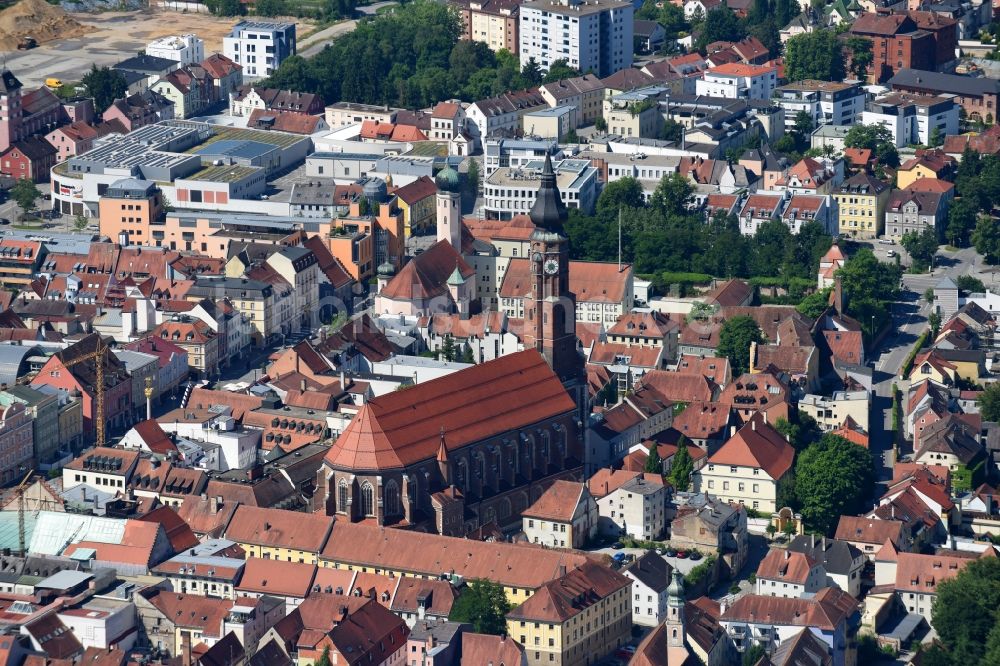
[316,157,587,535]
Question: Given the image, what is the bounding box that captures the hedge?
[900,330,930,377]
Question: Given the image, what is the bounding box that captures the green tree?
[973,213,1000,264]
[793,110,814,138]
[597,176,645,217]
[595,117,607,132]
[785,31,846,82]
[743,644,766,666]
[315,646,333,666]
[979,383,1000,423]
[9,178,39,213]
[466,159,481,196]
[931,557,1000,665]
[81,65,127,112]
[521,57,543,86]
[73,215,88,231]
[644,441,662,474]
[716,315,764,376]
[461,345,475,364]
[659,118,684,143]
[929,310,941,337]
[947,197,978,248]
[668,438,693,491]
[837,248,901,324]
[901,227,939,272]
[542,59,581,83]
[845,36,873,79]
[957,275,986,293]
[440,335,456,361]
[449,40,496,87]
[794,434,875,534]
[844,123,900,168]
[449,579,511,635]
[650,173,693,216]
[696,6,745,50]
[796,287,832,319]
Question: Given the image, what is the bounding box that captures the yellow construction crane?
[13,470,31,556]
[60,336,112,447]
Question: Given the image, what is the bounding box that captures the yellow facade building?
[834,173,891,239]
[506,560,632,666]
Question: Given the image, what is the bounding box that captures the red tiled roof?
[319,522,589,590]
[380,240,474,302]
[507,560,631,623]
[323,350,574,471]
[523,480,587,522]
[834,516,904,546]
[129,419,176,455]
[675,354,730,385]
[756,548,818,584]
[720,587,857,631]
[708,413,794,479]
[708,63,775,77]
[637,370,716,402]
[238,558,317,598]
[499,259,631,304]
[224,505,334,552]
[587,469,662,498]
[894,552,969,594]
[390,175,437,205]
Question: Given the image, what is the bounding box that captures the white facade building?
[862,94,960,148]
[775,80,866,131]
[519,0,634,78]
[483,157,598,218]
[223,21,296,78]
[622,553,671,627]
[146,34,205,66]
[695,64,778,101]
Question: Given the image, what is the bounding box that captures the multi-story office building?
[223,22,296,78]
[519,0,634,78]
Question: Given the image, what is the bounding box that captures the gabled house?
[787,535,866,597]
[521,480,598,549]
[755,548,827,599]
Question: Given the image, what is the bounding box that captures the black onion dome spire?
[529,153,568,234]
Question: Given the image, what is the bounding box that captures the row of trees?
[263,1,580,110]
[563,175,833,286]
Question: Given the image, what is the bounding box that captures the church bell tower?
[524,154,584,401]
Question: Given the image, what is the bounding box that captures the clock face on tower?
[543,259,559,275]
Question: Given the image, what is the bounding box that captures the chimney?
[559,564,567,577]
[811,533,815,549]
[300,378,307,392]
[834,275,844,313]
[784,550,790,560]
[751,418,757,431]
[211,495,221,514]
[182,631,192,666]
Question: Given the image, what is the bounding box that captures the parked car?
[0,218,9,225]
[612,552,626,565]
[689,551,702,561]
[886,250,896,258]
[665,547,676,557]
[676,550,688,559]
[612,542,624,550]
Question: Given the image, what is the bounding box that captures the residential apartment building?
[775,80,867,131]
[519,0,634,78]
[454,0,520,52]
[522,480,599,548]
[0,386,60,467]
[862,93,960,148]
[466,89,549,141]
[888,68,1000,125]
[787,535,866,598]
[151,316,220,378]
[622,553,671,627]
[539,74,607,126]
[483,157,598,218]
[719,588,859,665]
[146,34,205,65]
[695,63,778,101]
[755,549,827,598]
[506,560,632,666]
[833,172,891,239]
[223,21,296,78]
[670,494,749,573]
[602,85,667,139]
[693,414,795,513]
[589,468,668,540]
[884,188,946,241]
[798,390,870,433]
[0,402,34,484]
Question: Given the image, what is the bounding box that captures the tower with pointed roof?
[524,154,584,408]
[665,568,686,649]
